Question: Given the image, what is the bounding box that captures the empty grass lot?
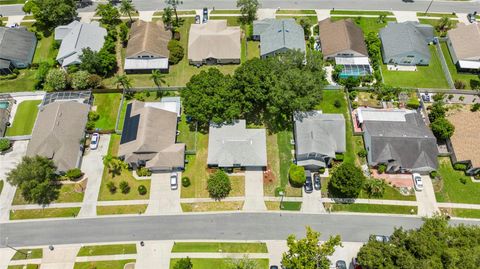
[96,204,147,215]
[181,201,244,212]
[329,203,417,214]
[277,131,302,197]
[5,100,41,136]
[92,93,122,130]
[12,184,84,205]
[11,249,43,260]
[177,115,198,151]
[418,18,458,36]
[265,201,302,211]
[73,260,135,269]
[435,157,480,204]
[171,242,268,253]
[169,259,269,269]
[181,132,209,198]
[77,244,137,256]
[10,207,81,220]
[330,10,394,16]
[330,16,395,34]
[381,46,449,89]
[440,42,480,90]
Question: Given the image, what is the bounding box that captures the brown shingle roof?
[447,109,480,168]
[318,19,368,58]
[126,20,171,58]
[447,23,480,61]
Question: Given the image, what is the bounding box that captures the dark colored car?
[304,171,313,193]
[336,260,347,269]
[314,173,321,190]
[370,234,391,243]
[202,7,208,22]
[269,266,279,269]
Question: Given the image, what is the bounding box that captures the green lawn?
[12,184,84,205]
[8,265,38,269]
[10,207,81,220]
[0,69,37,92]
[77,244,137,256]
[330,16,395,34]
[277,10,316,14]
[247,41,260,60]
[11,249,43,260]
[96,204,147,215]
[177,114,197,151]
[181,201,244,212]
[440,42,480,90]
[359,184,416,201]
[0,180,3,196]
[418,19,458,36]
[93,93,123,130]
[330,203,417,214]
[209,16,241,26]
[171,242,268,253]
[276,15,318,26]
[32,34,58,64]
[416,12,457,18]
[169,259,269,269]
[5,100,40,136]
[331,10,394,16]
[381,46,450,89]
[445,208,480,219]
[210,10,242,14]
[265,201,302,211]
[74,260,135,269]
[0,0,25,5]
[435,157,480,204]
[277,131,302,197]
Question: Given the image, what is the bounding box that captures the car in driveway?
[202,8,208,22]
[304,171,313,193]
[412,173,423,191]
[195,15,201,24]
[90,133,100,150]
[170,172,178,190]
[335,260,347,269]
[313,173,321,190]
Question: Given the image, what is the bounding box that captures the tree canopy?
[431,117,455,140]
[207,170,232,200]
[328,162,365,198]
[237,0,259,24]
[23,0,77,30]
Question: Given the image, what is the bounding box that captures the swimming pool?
[0,101,9,109]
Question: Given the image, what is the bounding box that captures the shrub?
[88,111,100,121]
[406,98,420,109]
[431,118,455,140]
[289,164,306,187]
[168,40,184,65]
[119,181,131,194]
[429,170,438,179]
[107,181,117,194]
[471,103,480,112]
[136,167,152,177]
[71,70,91,90]
[65,168,83,180]
[357,149,367,158]
[448,94,454,100]
[182,176,191,187]
[45,69,68,91]
[377,164,386,174]
[351,101,358,109]
[207,170,231,199]
[334,99,342,108]
[459,96,465,101]
[0,138,11,152]
[363,179,386,198]
[318,167,326,174]
[335,153,344,162]
[138,185,147,195]
[454,80,466,89]
[459,177,467,185]
[453,163,468,171]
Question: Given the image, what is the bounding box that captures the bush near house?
[168,40,185,65]
[289,164,306,187]
[328,162,365,198]
[136,167,152,177]
[182,177,191,187]
[138,185,147,195]
[453,163,468,171]
[377,164,386,174]
[65,168,83,180]
[429,170,438,179]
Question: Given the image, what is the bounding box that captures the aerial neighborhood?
[0,0,480,268]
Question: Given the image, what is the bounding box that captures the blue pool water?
[0,101,9,109]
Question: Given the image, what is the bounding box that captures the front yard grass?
[171,242,268,253]
[96,204,147,215]
[330,16,395,34]
[210,16,241,26]
[8,265,38,269]
[12,184,84,205]
[275,15,318,26]
[416,12,457,18]
[169,258,269,269]
[277,131,302,197]
[331,10,394,16]
[77,244,137,256]
[73,260,135,269]
[418,19,458,36]
[276,10,316,14]
[265,201,302,211]
[440,42,479,90]
[32,33,58,64]
[440,208,480,219]
[11,249,43,260]
[435,157,480,204]
[5,100,41,136]
[10,207,81,220]
[177,114,197,151]
[181,201,244,212]
[92,93,122,130]
[328,203,417,214]
[181,132,209,198]
[381,46,450,89]
[210,10,242,14]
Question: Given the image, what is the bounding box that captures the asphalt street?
[1,213,479,248]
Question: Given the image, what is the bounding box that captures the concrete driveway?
[329,242,364,269]
[243,169,267,212]
[415,175,438,217]
[145,172,181,215]
[301,188,325,213]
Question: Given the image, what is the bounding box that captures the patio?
[371,169,414,188]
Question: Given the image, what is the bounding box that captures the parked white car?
[170,172,178,190]
[412,173,423,191]
[90,133,100,150]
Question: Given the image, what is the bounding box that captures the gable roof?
[207,120,267,167]
[188,20,241,61]
[118,101,185,169]
[55,21,107,67]
[0,27,37,65]
[26,101,90,172]
[126,20,171,58]
[253,19,306,56]
[294,111,346,158]
[379,21,433,59]
[318,19,368,57]
[447,23,480,61]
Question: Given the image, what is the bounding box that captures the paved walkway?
[79,12,95,23]
[266,240,287,267]
[415,176,439,217]
[181,197,245,203]
[6,15,23,26]
[243,169,267,212]
[78,134,110,217]
[145,173,181,215]
[315,9,331,22]
[170,252,269,259]
[438,203,480,210]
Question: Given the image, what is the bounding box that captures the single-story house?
[294,111,346,171]
[446,23,480,70]
[118,100,185,172]
[357,108,439,174]
[124,20,171,73]
[207,120,267,168]
[55,21,107,67]
[318,19,371,77]
[0,27,37,72]
[188,20,241,66]
[253,19,306,58]
[379,21,434,66]
[26,101,90,173]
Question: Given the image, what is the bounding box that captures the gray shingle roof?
[379,22,433,61]
[0,27,37,67]
[253,19,306,56]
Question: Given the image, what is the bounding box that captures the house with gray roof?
[253,19,306,58]
[55,21,107,67]
[0,27,37,72]
[379,22,434,66]
[26,101,90,173]
[207,120,267,168]
[294,111,346,171]
[360,108,439,174]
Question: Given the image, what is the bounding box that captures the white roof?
[144,96,181,117]
[124,58,169,70]
[357,108,416,124]
[335,56,370,65]
[458,60,480,69]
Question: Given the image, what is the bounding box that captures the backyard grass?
[11,249,43,260]
[0,69,37,92]
[247,41,260,60]
[12,184,84,205]
[440,208,480,219]
[330,10,394,16]
[209,16,241,26]
[177,114,198,151]
[277,131,302,197]
[264,133,281,196]
[169,258,269,269]
[210,10,242,14]
[265,201,302,211]
[181,201,244,212]
[77,244,137,256]
[96,204,147,215]
[10,207,81,220]
[32,34,58,64]
[98,135,151,201]
[93,93,122,130]
[171,242,268,253]
[435,157,480,204]
[328,203,417,214]
[330,16,395,34]
[381,46,449,89]
[440,42,480,90]
[356,91,382,108]
[73,260,135,269]
[5,100,41,136]
[181,132,209,198]
[276,10,316,14]
[416,12,457,18]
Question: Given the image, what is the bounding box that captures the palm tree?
[162,6,173,30]
[119,0,136,24]
[114,74,132,92]
[165,0,183,25]
[436,16,453,36]
[150,70,166,89]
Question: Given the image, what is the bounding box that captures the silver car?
[170,172,178,190]
[412,173,423,191]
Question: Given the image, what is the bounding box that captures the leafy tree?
[6,156,60,207]
[119,22,129,45]
[357,217,480,269]
[119,0,136,24]
[34,61,52,90]
[0,138,11,152]
[167,40,184,64]
[151,70,166,89]
[289,164,306,187]
[71,71,91,90]
[23,0,77,30]
[298,17,311,39]
[207,170,232,200]
[228,256,259,269]
[173,257,193,269]
[237,0,259,24]
[363,179,386,198]
[162,7,174,30]
[282,226,342,269]
[328,163,365,198]
[165,0,183,25]
[96,3,121,26]
[45,69,68,91]
[431,117,455,140]
[428,101,446,122]
[80,48,102,74]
